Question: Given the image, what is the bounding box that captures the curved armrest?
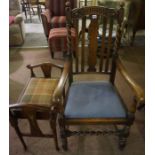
[27,62,63,69]
[52,60,71,105]
[14,14,23,24]
[116,57,145,110]
[27,62,64,78]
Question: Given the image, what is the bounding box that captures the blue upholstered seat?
[64,81,127,119]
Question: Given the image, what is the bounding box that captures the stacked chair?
[41,0,77,58]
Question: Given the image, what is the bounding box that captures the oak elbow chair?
[52,1,145,150]
[9,62,68,151]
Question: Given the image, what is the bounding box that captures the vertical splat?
[23,108,43,136]
[105,17,114,72]
[87,14,99,72]
[41,64,52,78]
[73,19,79,73]
[81,16,86,72]
[99,16,108,72]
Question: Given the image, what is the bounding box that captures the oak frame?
[9,62,66,151]
[52,0,145,151]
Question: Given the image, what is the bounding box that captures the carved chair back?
[66,2,124,83]
[50,2,144,151]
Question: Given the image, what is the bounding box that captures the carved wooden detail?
[54,1,145,151]
[65,129,119,137]
[72,6,118,19]
[87,15,98,71]
[66,0,124,75]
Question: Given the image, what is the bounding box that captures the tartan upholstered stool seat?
[20,78,59,107]
[48,27,76,58]
[9,62,66,151]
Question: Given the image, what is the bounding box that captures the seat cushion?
[65,81,127,119]
[20,78,59,107]
[51,16,66,28]
[48,27,76,52]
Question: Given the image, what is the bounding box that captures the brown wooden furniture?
[52,1,144,150]
[9,62,66,151]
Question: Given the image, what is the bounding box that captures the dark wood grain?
[9,62,65,151]
[55,1,145,151]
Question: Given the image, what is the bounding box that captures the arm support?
[27,62,63,69]
[117,57,144,111]
[52,60,71,107]
[27,62,64,78]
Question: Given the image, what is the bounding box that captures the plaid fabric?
[48,27,76,52]
[51,16,66,28]
[20,78,59,107]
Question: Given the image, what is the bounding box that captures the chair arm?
[116,57,145,111]
[52,60,71,105]
[26,62,64,77]
[27,62,63,69]
[14,14,23,24]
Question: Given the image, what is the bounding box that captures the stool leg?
[9,111,27,150]
[49,45,54,58]
[50,112,59,151]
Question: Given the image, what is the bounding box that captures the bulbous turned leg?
[58,114,68,151]
[118,125,130,150]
